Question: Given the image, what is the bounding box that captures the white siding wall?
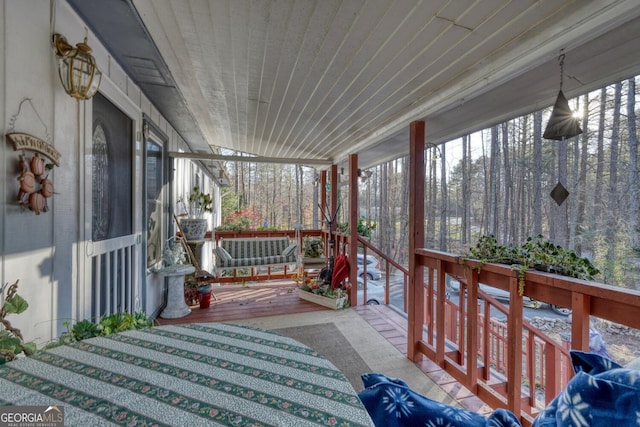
[0,0,218,346]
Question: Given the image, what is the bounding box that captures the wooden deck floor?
[156,280,489,414]
[156,281,328,325]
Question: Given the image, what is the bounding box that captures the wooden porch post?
[571,292,590,350]
[349,154,359,304]
[408,121,425,361]
[506,275,524,414]
[328,165,339,261]
[320,170,328,226]
[330,165,338,218]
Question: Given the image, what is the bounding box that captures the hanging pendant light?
[543,53,582,140]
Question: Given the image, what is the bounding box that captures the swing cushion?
[214,246,233,263]
[282,243,298,257]
[215,237,298,271]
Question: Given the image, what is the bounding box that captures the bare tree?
[501,122,512,243]
[628,78,639,252]
[488,126,499,235]
[398,157,410,264]
[439,144,447,250]
[462,135,471,244]
[380,162,391,254]
[532,111,543,236]
[516,115,529,242]
[593,87,607,229]
[426,149,437,247]
[574,93,590,255]
[605,82,623,267]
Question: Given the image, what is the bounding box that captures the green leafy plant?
[1,280,153,357]
[465,234,600,295]
[69,319,101,341]
[303,237,324,257]
[337,217,377,239]
[181,185,213,218]
[0,280,37,364]
[96,312,152,336]
[46,312,153,350]
[520,235,600,279]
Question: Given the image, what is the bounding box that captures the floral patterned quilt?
[533,350,640,426]
[358,373,520,426]
[359,351,640,427]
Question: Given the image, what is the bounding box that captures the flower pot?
[199,291,212,309]
[180,218,208,241]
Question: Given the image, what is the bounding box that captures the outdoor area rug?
[233,308,457,406]
[274,322,371,389]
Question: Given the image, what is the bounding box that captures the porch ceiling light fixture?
[52,33,102,101]
[543,53,582,140]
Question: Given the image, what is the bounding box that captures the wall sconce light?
[543,53,582,140]
[52,33,102,101]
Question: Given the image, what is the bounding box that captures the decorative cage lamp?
[52,33,102,101]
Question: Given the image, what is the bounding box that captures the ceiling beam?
[168,152,333,167]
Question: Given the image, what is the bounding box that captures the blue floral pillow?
[358,373,521,427]
[359,352,640,427]
[532,350,640,427]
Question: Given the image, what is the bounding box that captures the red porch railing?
[410,249,640,426]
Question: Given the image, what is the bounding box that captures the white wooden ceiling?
[129,0,640,169]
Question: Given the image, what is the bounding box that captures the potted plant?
[337,217,377,239]
[183,275,199,306]
[303,236,324,258]
[178,185,213,241]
